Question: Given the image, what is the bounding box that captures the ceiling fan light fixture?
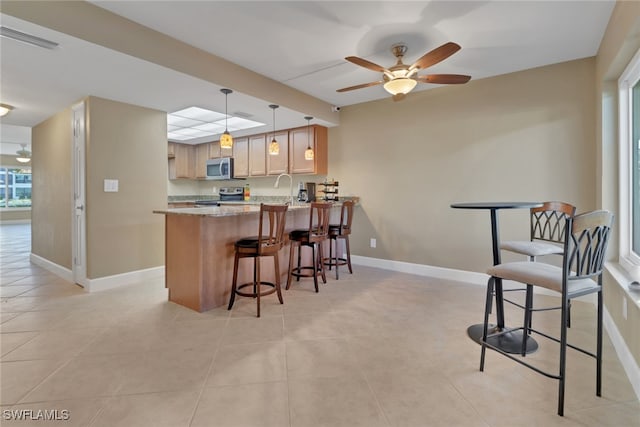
[268,104,279,156]
[220,88,233,149]
[16,144,31,163]
[0,103,14,117]
[304,116,314,161]
[383,78,417,95]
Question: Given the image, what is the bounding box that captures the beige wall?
[329,58,596,273]
[31,108,72,269]
[595,1,640,368]
[85,96,167,278]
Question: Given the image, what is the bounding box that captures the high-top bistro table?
[451,202,543,354]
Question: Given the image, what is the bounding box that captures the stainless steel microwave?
[205,157,234,180]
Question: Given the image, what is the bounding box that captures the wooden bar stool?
[227,204,288,317]
[286,202,331,293]
[323,200,354,279]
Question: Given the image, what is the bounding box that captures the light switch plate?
[104,179,119,192]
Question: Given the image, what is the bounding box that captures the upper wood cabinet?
[289,125,328,175]
[194,143,210,179]
[167,142,176,158]
[232,137,249,178]
[249,134,266,176]
[169,143,195,179]
[266,131,289,175]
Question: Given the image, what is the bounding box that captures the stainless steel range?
[218,187,244,202]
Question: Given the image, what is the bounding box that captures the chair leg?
[480,277,495,372]
[344,235,353,274]
[228,252,240,310]
[256,256,261,318]
[286,241,295,290]
[328,236,333,271]
[253,257,258,298]
[522,284,533,357]
[296,242,302,282]
[311,244,319,293]
[318,242,327,284]
[596,290,603,397]
[333,238,339,280]
[274,253,283,304]
[558,295,569,416]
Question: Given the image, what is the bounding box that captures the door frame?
[71,101,87,287]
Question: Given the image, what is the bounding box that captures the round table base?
[467,323,538,354]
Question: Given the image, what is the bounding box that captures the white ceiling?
[0,0,615,152]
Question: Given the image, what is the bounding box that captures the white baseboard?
[351,255,639,400]
[28,253,164,293]
[85,266,165,292]
[30,253,73,282]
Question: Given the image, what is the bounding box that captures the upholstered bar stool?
[500,201,576,355]
[286,202,331,293]
[227,204,288,317]
[480,210,613,416]
[323,200,354,279]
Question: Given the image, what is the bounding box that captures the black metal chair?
[500,201,577,355]
[480,209,614,416]
[324,200,354,279]
[227,204,288,317]
[286,202,331,293]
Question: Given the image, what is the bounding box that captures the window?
[0,167,32,208]
[619,48,640,279]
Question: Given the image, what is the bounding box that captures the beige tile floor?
[0,223,638,426]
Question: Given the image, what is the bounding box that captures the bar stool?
[500,201,576,355]
[286,202,331,293]
[323,200,354,279]
[227,204,288,317]
[480,210,613,416]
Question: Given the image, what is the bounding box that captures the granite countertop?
[154,202,312,217]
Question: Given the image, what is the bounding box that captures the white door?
[72,102,87,287]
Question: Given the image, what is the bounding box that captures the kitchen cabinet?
[209,140,233,159]
[232,137,249,178]
[249,134,266,176]
[289,125,328,175]
[168,142,176,158]
[168,143,195,179]
[266,131,289,175]
[194,143,210,179]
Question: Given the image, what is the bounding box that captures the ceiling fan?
[337,42,471,102]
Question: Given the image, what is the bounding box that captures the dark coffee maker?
[297,182,308,202]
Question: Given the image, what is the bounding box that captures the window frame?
[0,165,32,210]
[618,47,640,280]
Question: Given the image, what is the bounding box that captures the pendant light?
[304,116,314,160]
[220,88,233,149]
[268,104,279,155]
[0,103,14,117]
[16,144,31,163]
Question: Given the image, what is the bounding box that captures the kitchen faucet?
[274,173,294,205]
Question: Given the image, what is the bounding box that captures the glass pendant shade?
[268,104,279,155]
[383,78,417,95]
[269,138,279,155]
[16,144,31,163]
[220,131,233,149]
[220,88,233,149]
[304,116,314,160]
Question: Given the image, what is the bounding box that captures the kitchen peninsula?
[154,203,340,312]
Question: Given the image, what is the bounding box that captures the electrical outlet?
[623,296,628,320]
[370,238,376,248]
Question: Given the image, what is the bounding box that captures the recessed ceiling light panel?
[167,106,264,142]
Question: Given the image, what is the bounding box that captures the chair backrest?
[257,204,288,255]
[530,201,576,244]
[308,202,332,242]
[562,210,613,286]
[337,200,354,235]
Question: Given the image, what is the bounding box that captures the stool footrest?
[323,257,348,267]
[290,266,323,279]
[235,282,277,298]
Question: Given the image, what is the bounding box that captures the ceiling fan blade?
[392,93,406,102]
[336,81,384,93]
[409,42,461,71]
[416,74,471,84]
[345,56,388,73]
